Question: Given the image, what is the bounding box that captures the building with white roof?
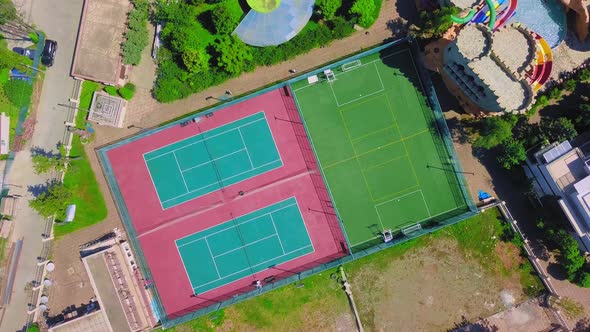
[525,140,590,252]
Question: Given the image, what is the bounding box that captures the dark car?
[41,39,58,67]
[12,47,36,60]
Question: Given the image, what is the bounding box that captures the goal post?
[341,60,362,72]
[401,223,422,236]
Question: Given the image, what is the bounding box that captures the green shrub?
[349,0,376,28]
[104,85,118,96]
[317,0,342,20]
[549,87,562,100]
[329,17,354,39]
[118,83,136,100]
[212,5,241,35]
[3,79,32,108]
[214,35,253,75]
[576,271,590,288]
[537,95,549,107]
[28,32,39,44]
[564,79,577,92]
[579,69,590,82]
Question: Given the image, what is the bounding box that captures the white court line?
[269,214,285,254]
[144,160,165,211]
[291,49,409,93]
[375,189,422,208]
[238,128,254,168]
[172,152,189,192]
[143,116,265,161]
[213,233,279,259]
[419,190,432,217]
[194,245,314,290]
[175,244,196,292]
[205,238,221,278]
[176,199,298,247]
[329,65,385,108]
[162,159,282,204]
[374,62,386,93]
[374,189,423,238]
[180,148,247,173]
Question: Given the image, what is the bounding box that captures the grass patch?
[79,81,103,113]
[55,81,107,237]
[170,269,349,331]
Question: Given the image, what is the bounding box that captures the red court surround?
[106,89,347,317]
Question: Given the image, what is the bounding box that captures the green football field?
[291,47,469,250]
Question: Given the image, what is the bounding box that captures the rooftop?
[71,0,129,84]
[88,92,127,128]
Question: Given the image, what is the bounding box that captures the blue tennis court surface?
[175,197,314,294]
[144,112,283,209]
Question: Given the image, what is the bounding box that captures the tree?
[497,138,526,169]
[550,229,585,281]
[182,48,210,74]
[211,5,240,35]
[473,114,517,149]
[412,6,458,39]
[122,0,150,65]
[32,155,70,174]
[317,0,341,20]
[540,117,577,143]
[349,0,376,28]
[214,35,253,75]
[29,183,72,219]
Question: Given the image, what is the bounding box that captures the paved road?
[1,0,83,331]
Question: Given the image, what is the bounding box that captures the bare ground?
[349,238,528,332]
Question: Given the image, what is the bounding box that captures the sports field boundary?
[96,37,478,329]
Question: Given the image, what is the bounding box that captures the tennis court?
[176,197,313,294]
[292,46,469,250]
[144,112,282,209]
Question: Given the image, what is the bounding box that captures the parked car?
[12,47,36,60]
[41,39,57,67]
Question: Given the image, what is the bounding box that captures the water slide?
[451,9,477,24]
[471,0,500,28]
[493,0,518,30]
[527,31,553,91]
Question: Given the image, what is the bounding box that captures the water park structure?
[422,0,561,115]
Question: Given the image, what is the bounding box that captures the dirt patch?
[349,238,526,331]
[495,241,523,271]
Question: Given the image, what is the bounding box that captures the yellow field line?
[323,128,430,170]
[361,154,409,172]
[338,93,385,112]
[372,184,421,203]
[350,125,397,142]
[385,97,421,187]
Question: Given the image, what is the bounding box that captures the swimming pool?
[510,0,567,48]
